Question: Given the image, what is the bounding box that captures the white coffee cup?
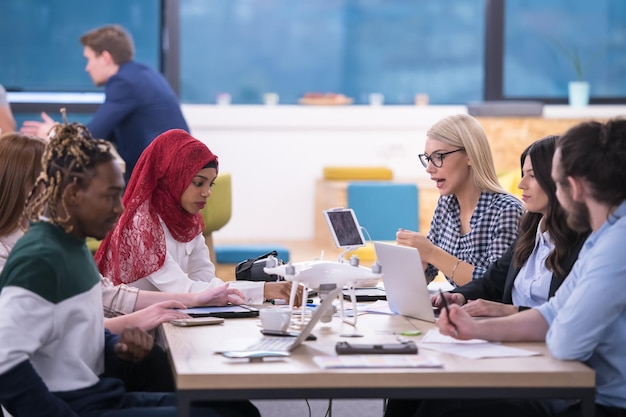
[259,308,292,332]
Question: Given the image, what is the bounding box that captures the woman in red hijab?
[96,129,295,304]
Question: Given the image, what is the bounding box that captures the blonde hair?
[427,114,506,194]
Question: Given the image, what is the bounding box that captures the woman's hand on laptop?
[193,284,246,307]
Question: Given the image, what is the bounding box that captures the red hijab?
[95,129,218,285]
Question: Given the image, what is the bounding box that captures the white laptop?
[373,241,436,322]
[219,287,341,358]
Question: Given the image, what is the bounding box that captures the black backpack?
[234,250,285,282]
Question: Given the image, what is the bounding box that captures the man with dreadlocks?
[0,119,260,417]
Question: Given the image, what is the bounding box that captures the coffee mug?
[259,308,292,332]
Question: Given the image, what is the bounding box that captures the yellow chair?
[201,172,232,265]
[322,166,393,181]
[498,170,523,199]
[87,237,102,254]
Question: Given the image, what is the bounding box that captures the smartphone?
[335,341,418,355]
[170,317,225,327]
[260,329,317,341]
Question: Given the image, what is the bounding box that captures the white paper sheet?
[421,329,489,344]
[419,330,540,359]
[419,342,541,359]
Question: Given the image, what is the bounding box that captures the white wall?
[183,104,626,242]
[184,105,466,241]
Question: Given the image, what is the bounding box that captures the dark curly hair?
[23,109,115,233]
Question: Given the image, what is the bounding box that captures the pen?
[438,289,458,332]
[270,299,287,305]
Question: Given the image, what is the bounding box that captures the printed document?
[419,329,540,359]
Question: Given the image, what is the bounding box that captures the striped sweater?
[0,222,124,416]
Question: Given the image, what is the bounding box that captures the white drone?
[264,207,383,325]
[263,256,382,326]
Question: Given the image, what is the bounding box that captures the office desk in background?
[161,312,595,417]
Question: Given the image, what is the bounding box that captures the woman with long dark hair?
[438,135,591,317]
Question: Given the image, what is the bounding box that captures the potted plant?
[551,40,590,106]
[563,47,589,107]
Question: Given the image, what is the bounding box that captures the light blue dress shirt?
[512,221,554,307]
[537,200,626,409]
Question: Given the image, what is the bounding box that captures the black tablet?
[177,305,260,318]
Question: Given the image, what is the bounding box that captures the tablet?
[323,208,366,249]
[342,288,387,301]
[177,305,260,318]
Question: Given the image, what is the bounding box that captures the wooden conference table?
[161,309,595,417]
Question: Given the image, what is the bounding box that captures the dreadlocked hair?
[23,109,115,232]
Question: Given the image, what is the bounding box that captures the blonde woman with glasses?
[396,114,524,286]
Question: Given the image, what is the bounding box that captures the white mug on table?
[260,308,292,331]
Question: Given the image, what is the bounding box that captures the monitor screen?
[323,208,366,248]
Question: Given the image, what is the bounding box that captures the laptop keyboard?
[247,337,293,351]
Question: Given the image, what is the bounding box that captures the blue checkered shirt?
[425,192,524,282]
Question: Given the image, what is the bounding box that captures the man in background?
[0,84,16,135]
[21,25,189,182]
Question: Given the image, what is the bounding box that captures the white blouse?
[0,229,23,274]
[512,221,554,307]
[128,218,265,304]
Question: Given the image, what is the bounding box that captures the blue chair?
[214,245,290,264]
[345,182,419,263]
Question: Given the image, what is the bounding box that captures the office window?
[503,0,626,100]
[179,0,485,105]
[0,0,160,93]
[4,1,625,107]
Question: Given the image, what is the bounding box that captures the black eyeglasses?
[418,148,465,168]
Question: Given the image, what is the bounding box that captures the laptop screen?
[323,208,366,249]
